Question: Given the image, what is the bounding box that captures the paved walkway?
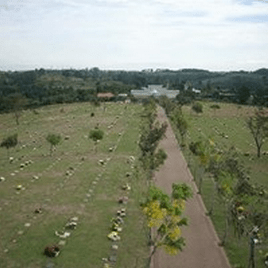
[151,107,231,268]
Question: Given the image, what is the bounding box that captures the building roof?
[118,93,128,97]
[97,92,115,98]
[131,85,179,99]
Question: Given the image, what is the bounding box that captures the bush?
[154,148,168,169]
[171,109,188,144]
[92,100,101,107]
[46,133,61,155]
[189,141,203,156]
[192,102,203,114]
[1,133,18,150]
[89,129,104,142]
[210,104,220,109]
[46,134,61,146]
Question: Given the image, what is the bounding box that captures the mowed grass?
[173,101,268,268]
[0,102,149,268]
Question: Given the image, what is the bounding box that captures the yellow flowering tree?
[141,183,192,262]
[189,138,220,194]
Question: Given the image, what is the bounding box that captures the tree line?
[0,67,268,113]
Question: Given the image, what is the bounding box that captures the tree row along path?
[151,106,231,268]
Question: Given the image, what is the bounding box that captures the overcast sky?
[0,0,267,71]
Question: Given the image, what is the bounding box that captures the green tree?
[154,148,167,169]
[216,167,252,246]
[139,122,167,157]
[247,109,268,158]
[175,90,195,106]
[0,133,18,157]
[236,85,251,104]
[139,121,167,172]
[158,96,176,117]
[7,93,28,125]
[46,133,61,155]
[217,171,236,246]
[189,139,218,194]
[89,128,104,151]
[206,147,242,216]
[142,98,157,128]
[192,102,203,114]
[210,104,220,116]
[171,108,188,146]
[141,183,192,262]
[230,193,268,268]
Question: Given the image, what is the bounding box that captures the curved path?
[151,107,231,268]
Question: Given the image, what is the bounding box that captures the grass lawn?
[0,102,149,268]
[172,101,268,268]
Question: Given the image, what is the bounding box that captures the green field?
[0,102,149,268]
[174,101,268,268]
[2,100,267,268]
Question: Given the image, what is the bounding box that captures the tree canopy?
[1,133,18,150]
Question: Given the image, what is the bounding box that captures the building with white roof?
[131,85,180,99]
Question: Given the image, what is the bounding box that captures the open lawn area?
[0,102,149,268]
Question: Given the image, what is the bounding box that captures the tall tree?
[236,85,251,104]
[158,96,176,117]
[89,128,104,152]
[191,102,203,114]
[0,133,18,157]
[46,133,61,156]
[7,93,28,125]
[171,108,188,146]
[247,109,268,158]
[175,90,195,106]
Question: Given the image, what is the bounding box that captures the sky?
[0,0,268,72]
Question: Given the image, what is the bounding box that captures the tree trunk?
[257,145,261,158]
[221,202,229,246]
[255,136,262,158]
[198,167,204,194]
[199,176,203,194]
[15,116,19,125]
[208,180,217,216]
[149,245,157,266]
[14,111,20,125]
[248,236,255,268]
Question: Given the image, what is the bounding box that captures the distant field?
[174,101,268,268]
[0,102,149,268]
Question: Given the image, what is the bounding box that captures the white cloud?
[0,0,267,71]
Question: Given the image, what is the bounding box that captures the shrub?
[154,149,168,170]
[46,133,61,155]
[192,102,203,114]
[171,109,188,144]
[1,133,18,150]
[210,104,220,109]
[92,100,100,107]
[189,141,203,156]
[89,129,104,142]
